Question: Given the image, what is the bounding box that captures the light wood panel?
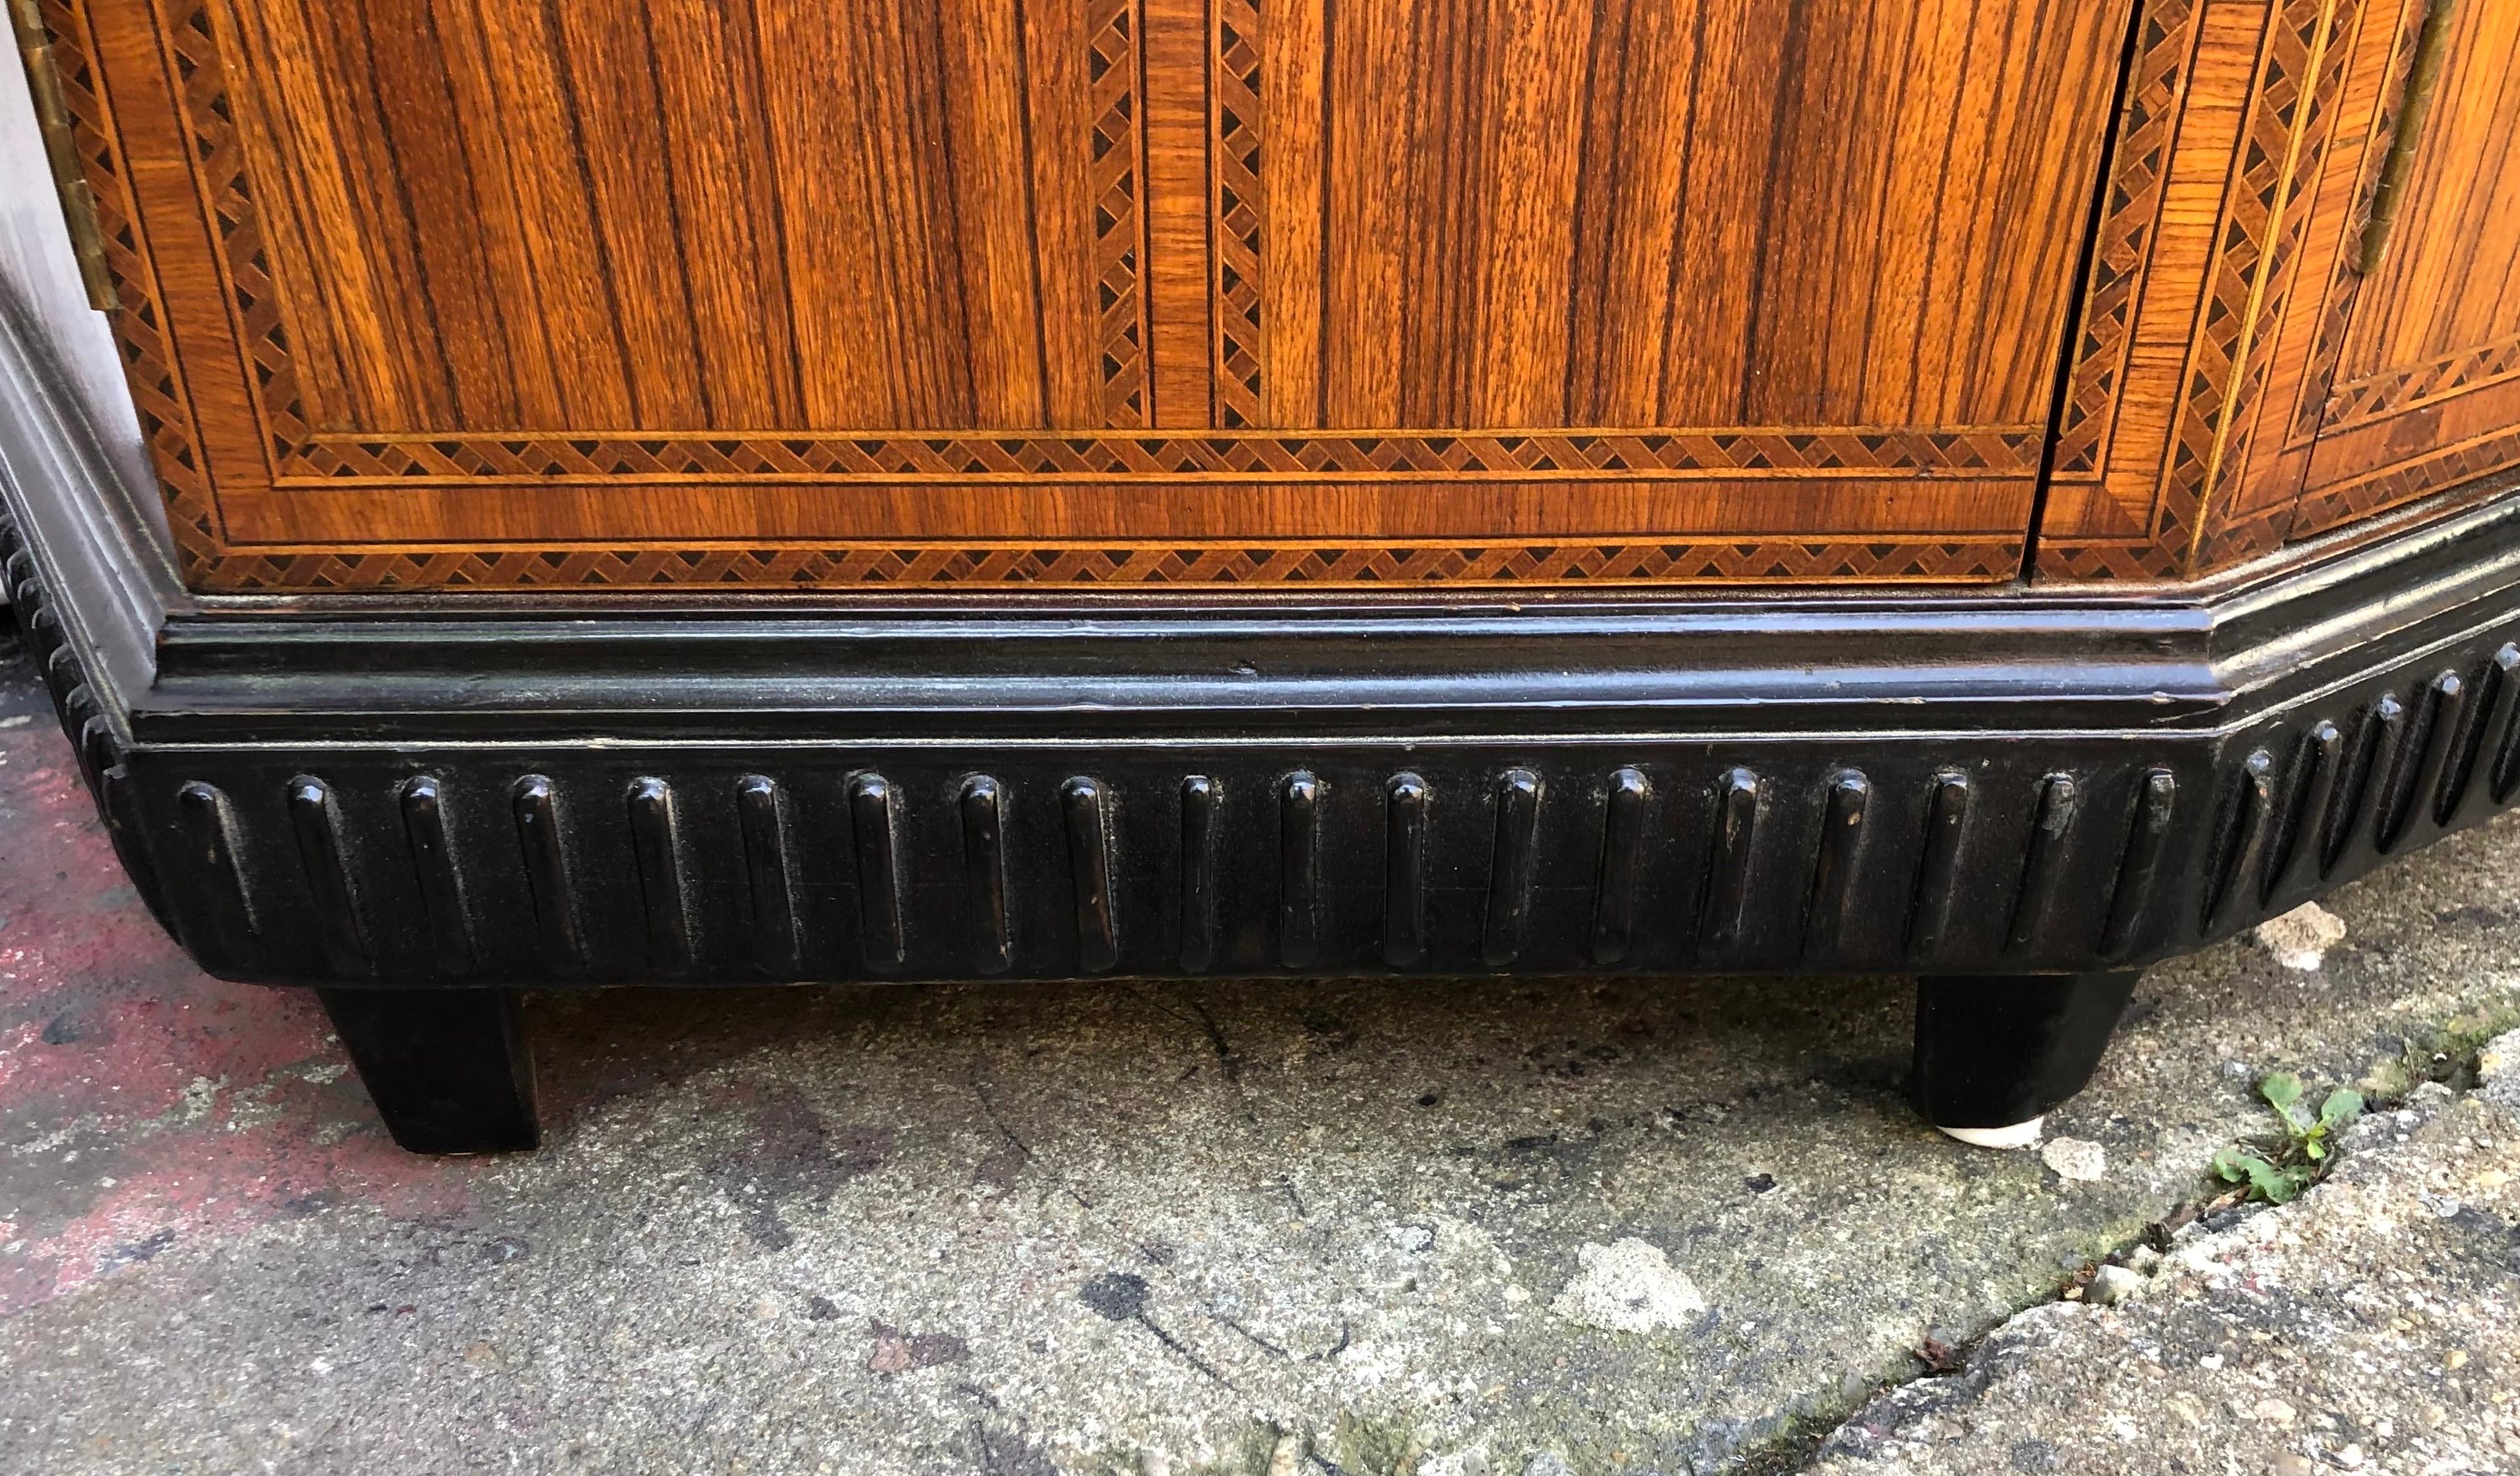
[2333,1,2520,387]
[2036,0,2520,580]
[228,0,2112,439]
[2291,0,2520,545]
[45,0,2132,591]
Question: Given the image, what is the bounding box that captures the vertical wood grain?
[548,0,712,427]
[1654,6,1786,424]
[449,0,638,427]
[1804,0,1914,427]
[1470,0,1588,427]
[1322,1,1407,425]
[1961,0,2121,423]
[426,1,571,428]
[1396,2,1487,425]
[327,1,500,426]
[938,0,1050,427]
[1562,0,1702,425]
[761,1,972,427]
[1141,0,1212,427]
[212,0,396,427]
[1018,0,1104,427]
[1255,0,1323,426]
[642,0,803,427]
[1848,0,1970,426]
[1904,0,2015,428]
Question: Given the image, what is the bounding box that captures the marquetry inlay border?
[2318,334,2520,433]
[47,0,2056,591]
[195,539,2027,592]
[2283,0,2425,450]
[2041,0,2374,581]
[2177,0,2368,572]
[2263,0,2520,551]
[2040,0,2213,580]
[2051,0,2204,485]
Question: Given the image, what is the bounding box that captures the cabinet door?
[56,0,2129,592]
[2101,0,2520,575]
[2295,0,2520,541]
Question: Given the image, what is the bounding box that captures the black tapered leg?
[1911,971,2139,1135]
[316,987,541,1154]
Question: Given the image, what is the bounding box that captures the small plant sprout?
[2210,1070,2365,1205]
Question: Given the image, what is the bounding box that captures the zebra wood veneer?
[7,0,2520,1152]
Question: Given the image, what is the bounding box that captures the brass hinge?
[9,0,117,311]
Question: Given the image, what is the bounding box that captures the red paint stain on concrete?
[1,720,489,1319]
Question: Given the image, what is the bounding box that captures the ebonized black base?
[315,987,540,1154]
[1911,971,2140,1133]
[7,286,2520,1150]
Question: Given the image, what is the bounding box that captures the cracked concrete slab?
[3,623,2519,1474]
[1809,1054,2520,1475]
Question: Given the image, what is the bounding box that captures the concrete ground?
[1,610,2517,1476]
[1812,1054,2520,1476]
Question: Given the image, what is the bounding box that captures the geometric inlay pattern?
[51,0,2090,591]
[191,539,2027,592]
[2321,334,2520,431]
[285,429,2048,484]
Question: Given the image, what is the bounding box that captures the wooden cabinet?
[40,0,2520,594]
[2040,0,2520,579]
[47,0,2131,591]
[2287,0,2520,549]
[2187,0,2520,569]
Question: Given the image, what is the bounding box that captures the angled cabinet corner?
[2038,0,2520,578]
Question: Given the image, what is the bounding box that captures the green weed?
[2211,1070,2363,1204]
